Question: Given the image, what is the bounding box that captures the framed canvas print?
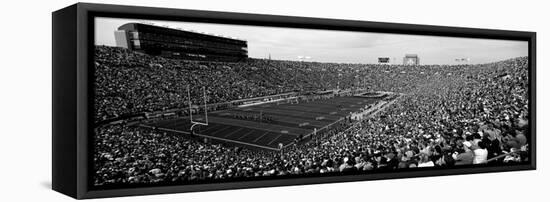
[52,3,536,199]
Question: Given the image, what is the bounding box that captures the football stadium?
[93,22,530,187]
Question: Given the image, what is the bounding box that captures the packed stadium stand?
[93,45,530,186]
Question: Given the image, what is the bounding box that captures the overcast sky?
[95,17,527,65]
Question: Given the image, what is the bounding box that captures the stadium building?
[114,23,248,62]
[403,54,420,65]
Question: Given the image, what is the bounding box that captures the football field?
[143,96,382,150]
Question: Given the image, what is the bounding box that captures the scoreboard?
[378,57,390,64]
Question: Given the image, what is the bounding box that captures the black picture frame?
[52,2,536,199]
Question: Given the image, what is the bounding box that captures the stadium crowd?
[93,47,530,186]
[95,46,432,122]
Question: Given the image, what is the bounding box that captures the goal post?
[187,85,209,128]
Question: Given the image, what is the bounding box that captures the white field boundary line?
[282,116,345,149]
[197,116,306,136]
[282,93,404,149]
[368,94,404,117]
[139,94,405,152]
[345,94,404,132]
[267,134,283,146]
[139,124,280,151]
[237,97,298,108]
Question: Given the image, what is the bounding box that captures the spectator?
[93,46,530,186]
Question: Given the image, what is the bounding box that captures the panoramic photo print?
[93,17,530,188]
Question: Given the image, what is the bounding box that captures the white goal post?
[187,85,209,131]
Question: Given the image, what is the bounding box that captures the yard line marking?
[209,125,234,136]
[268,134,283,145]
[253,131,270,142]
[237,130,256,140]
[223,127,245,138]
[229,107,342,121]
[201,124,226,133]
[139,96,385,151]
[148,126,279,151]
[203,116,309,135]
